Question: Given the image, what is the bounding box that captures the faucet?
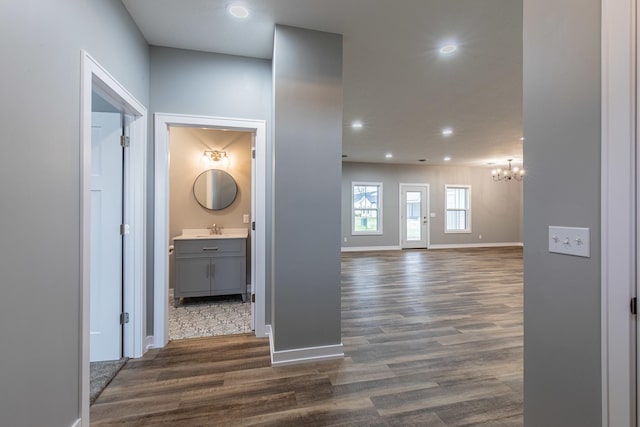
[210,224,221,235]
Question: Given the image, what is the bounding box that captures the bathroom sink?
[173,228,249,240]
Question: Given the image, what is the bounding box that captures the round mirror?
[193,169,238,210]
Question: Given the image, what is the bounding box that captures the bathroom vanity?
[173,228,247,307]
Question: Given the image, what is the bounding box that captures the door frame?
[80,51,147,426]
[601,0,636,425]
[398,183,430,249]
[153,113,267,348]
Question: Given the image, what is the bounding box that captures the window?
[352,182,383,234]
[445,185,471,233]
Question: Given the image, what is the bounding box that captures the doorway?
[80,51,147,423]
[167,127,253,340]
[400,183,430,249]
[153,114,268,349]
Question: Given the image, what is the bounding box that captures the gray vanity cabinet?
[173,237,246,307]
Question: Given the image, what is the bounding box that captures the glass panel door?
[406,191,422,241]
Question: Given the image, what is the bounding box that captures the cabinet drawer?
[174,238,245,256]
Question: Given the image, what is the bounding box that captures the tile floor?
[168,290,251,340]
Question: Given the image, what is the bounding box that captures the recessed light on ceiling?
[442,128,453,136]
[351,121,363,129]
[439,43,458,55]
[520,137,525,141]
[228,4,250,18]
[444,156,451,161]
[385,153,393,159]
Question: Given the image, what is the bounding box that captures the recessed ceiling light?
[444,156,451,161]
[385,153,393,159]
[228,4,250,18]
[520,137,525,141]
[439,43,458,55]
[442,128,453,136]
[351,121,363,129]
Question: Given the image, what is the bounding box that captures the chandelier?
[492,159,525,182]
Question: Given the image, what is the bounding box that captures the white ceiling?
[122,0,523,167]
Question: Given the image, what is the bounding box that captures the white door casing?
[81,51,147,427]
[400,183,430,249]
[90,112,123,362]
[153,113,268,349]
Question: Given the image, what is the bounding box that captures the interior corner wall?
[272,25,343,351]
[149,46,273,328]
[523,0,601,425]
[0,1,149,426]
[341,162,523,247]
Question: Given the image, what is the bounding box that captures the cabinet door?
[211,257,244,295]
[175,257,211,297]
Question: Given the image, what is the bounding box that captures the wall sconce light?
[203,150,228,162]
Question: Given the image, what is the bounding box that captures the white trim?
[70,419,81,427]
[351,181,383,235]
[266,325,343,366]
[144,335,155,352]
[429,242,523,250]
[80,51,147,427]
[270,341,344,366]
[153,113,268,350]
[341,245,402,252]
[601,0,636,425]
[399,183,430,249]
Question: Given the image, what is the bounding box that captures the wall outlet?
[243,214,249,224]
[343,237,347,242]
[478,234,482,239]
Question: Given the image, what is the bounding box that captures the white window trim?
[444,184,472,234]
[352,181,383,235]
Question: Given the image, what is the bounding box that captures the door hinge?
[120,135,130,148]
[252,149,256,159]
[631,297,637,315]
[120,224,130,235]
[120,312,130,324]
[251,293,255,303]
[252,221,256,231]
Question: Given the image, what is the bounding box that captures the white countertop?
[173,228,249,240]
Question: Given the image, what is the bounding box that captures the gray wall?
[149,46,272,327]
[272,26,343,351]
[342,162,523,247]
[0,1,149,426]
[523,1,601,425]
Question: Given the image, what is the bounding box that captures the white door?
[90,112,123,362]
[400,184,429,249]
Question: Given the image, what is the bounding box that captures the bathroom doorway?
[167,127,252,340]
[153,114,268,349]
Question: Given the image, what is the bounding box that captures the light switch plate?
[243,214,250,224]
[548,226,590,258]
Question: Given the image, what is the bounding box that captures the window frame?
[444,184,472,234]
[351,182,383,235]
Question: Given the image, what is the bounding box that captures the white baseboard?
[266,324,344,366]
[429,242,523,249]
[144,335,155,352]
[341,245,401,252]
[70,418,81,427]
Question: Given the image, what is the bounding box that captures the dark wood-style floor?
[91,247,523,426]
